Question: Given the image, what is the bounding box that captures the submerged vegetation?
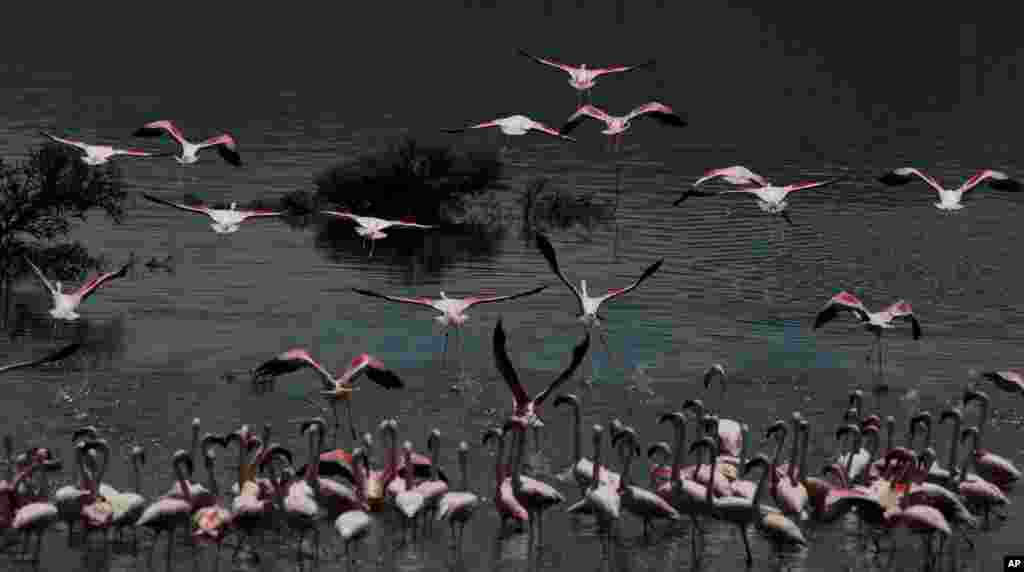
[519,177,615,236]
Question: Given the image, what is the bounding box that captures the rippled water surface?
[1,5,1023,572]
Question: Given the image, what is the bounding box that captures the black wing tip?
[132,127,163,137]
[988,178,1021,192]
[878,172,911,186]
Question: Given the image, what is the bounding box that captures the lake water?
[1,4,1022,571]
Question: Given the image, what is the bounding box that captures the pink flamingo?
[252,349,404,446]
[961,389,1021,490]
[878,167,1019,211]
[958,427,1011,528]
[436,441,480,551]
[481,427,528,532]
[980,370,1024,396]
[882,504,951,569]
[320,211,435,257]
[236,443,292,560]
[0,342,81,375]
[813,290,922,377]
[351,285,547,365]
[191,434,233,550]
[553,393,620,497]
[24,256,131,322]
[699,365,745,459]
[561,102,686,152]
[9,454,63,562]
[766,418,808,519]
[141,193,284,235]
[409,429,450,532]
[135,450,197,564]
[77,440,114,543]
[516,49,656,104]
[132,120,241,166]
[334,447,373,563]
[651,413,708,562]
[40,131,166,165]
[108,445,147,544]
[611,427,681,539]
[567,425,621,557]
[492,318,590,433]
[674,165,845,225]
[442,115,576,149]
[502,416,565,549]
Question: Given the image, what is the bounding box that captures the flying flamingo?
[980,370,1024,396]
[0,342,81,375]
[536,232,661,378]
[132,120,242,166]
[502,416,565,549]
[553,393,620,497]
[141,193,284,235]
[252,349,404,446]
[516,49,656,104]
[878,168,1020,211]
[813,291,922,378]
[611,427,681,539]
[480,427,529,533]
[10,455,63,563]
[566,424,620,557]
[560,102,687,152]
[436,441,480,552]
[334,447,373,564]
[135,450,197,564]
[320,211,436,257]
[961,390,1021,490]
[24,256,131,324]
[674,165,845,225]
[442,115,575,151]
[351,285,547,365]
[492,318,590,434]
[40,131,167,165]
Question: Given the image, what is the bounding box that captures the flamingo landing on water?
[560,102,686,153]
[320,211,436,258]
[516,49,657,106]
[878,168,1020,211]
[40,131,169,166]
[442,115,575,153]
[141,194,285,235]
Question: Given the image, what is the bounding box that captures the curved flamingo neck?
[945,416,961,480]
[798,427,810,484]
[787,418,800,482]
[511,427,526,493]
[132,454,144,497]
[172,456,192,504]
[590,432,602,490]
[620,439,635,490]
[670,421,686,487]
[458,449,470,492]
[570,404,581,466]
[844,432,862,482]
[493,435,507,488]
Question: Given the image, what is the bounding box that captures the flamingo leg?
[345,398,358,445]
[368,239,376,259]
[330,401,341,449]
[441,330,449,366]
[739,524,753,567]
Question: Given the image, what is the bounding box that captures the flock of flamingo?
[1,47,1023,572]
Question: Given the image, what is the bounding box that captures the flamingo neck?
[787,419,800,482]
[133,454,143,497]
[494,435,506,489]
[512,427,526,492]
[458,450,470,492]
[976,400,989,449]
[670,421,686,486]
[946,416,961,480]
[620,440,634,490]
[206,457,220,498]
[845,433,861,482]
[579,280,588,298]
[571,404,581,465]
[885,419,895,453]
[589,433,602,489]
[703,448,716,507]
[404,448,414,490]
[173,457,192,504]
[798,427,810,484]
[757,436,786,507]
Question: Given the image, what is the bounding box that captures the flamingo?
[566,425,620,557]
[980,370,1024,396]
[878,167,1020,211]
[813,290,922,377]
[10,455,63,562]
[164,433,219,510]
[961,389,1021,490]
[282,418,332,562]
[442,115,575,151]
[132,120,241,166]
[392,441,428,542]
[335,447,372,564]
[882,505,951,569]
[958,427,1011,528]
[236,443,293,559]
[516,49,656,104]
[379,419,438,497]
[553,393,620,496]
[104,445,147,546]
[40,131,166,165]
[192,434,233,550]
[77,440,114,543]
[252,349,404,446]
[677,402,739,487]
[24,256,131,323]
[411,429,450,531]
[351,285,547,365]
[53,439,94,542]
[320,211,435,257]
[674,165,845,225]
[135,450,198,564]
[492,318,590,434]
[652,412,708,561]
[766,419,808,520]
[611,427,681,539]
[700,364,744,458]
[502,416,565,549]
[436,441,480,551]
[0,343,81,375]
[560,102,686,152]
[480,427,528,532]
[141,193,284,235]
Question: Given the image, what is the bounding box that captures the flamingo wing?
[560,105,613,136]
[516,49,577,74]
[781,177,846,195]
[253,348,333,386]
[40,131,89,151]
[959,169,1021,198]
[813,291,870,329]
[0,342,81,375]
[142,193,213,217]
[703,363,727,389]
[350,288,441,313]
[626,102,688,127]
[597,259,664,304]
[198,134,242,166]
[534,234,583,313]
[525,119,576,141]
[981,370,1024,393]
[492,319,531,409]
[73,261,131,302]
[440,119,502,133]
[694,166,770,188]
[879,301,922,340]
[591,59,657,76]
[388,217,436,229]
[112,148,163,158]
[878,167,945,195]
[531,332,591,407]
[22,257,57,295]
[132,120,187,145]
[344,355,404,389]
[320,210,361,224]
[463,285,547,308]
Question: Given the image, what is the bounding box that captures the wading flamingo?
[813,290,922,378]
[481,427,529,533]
[142,194,284,235]
[320,211,436,257]
[40,131,167,165]
[566,424,620,557]
[611,427,681,539]
[108,445,146,545]
[10,455,63,563]
[503,416,565,549]
[878,168,1019,211]
[516,49,656,104]
[674,165,845,225]
[436,441,480,551]
[135,450,198,564]
[700,365,744,458]
[351,285,547,365]
[335,447,373,564]
[560,102,686,152]
[961,390,1021,490]
[553,393,620,497]
[132,120,241,166]
[24,256,131,323]
[980,370,1024,396]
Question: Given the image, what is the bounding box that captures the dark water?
[2,4,1023,571]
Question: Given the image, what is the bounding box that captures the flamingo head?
[229,202,238,210]
[54,281,62,294]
